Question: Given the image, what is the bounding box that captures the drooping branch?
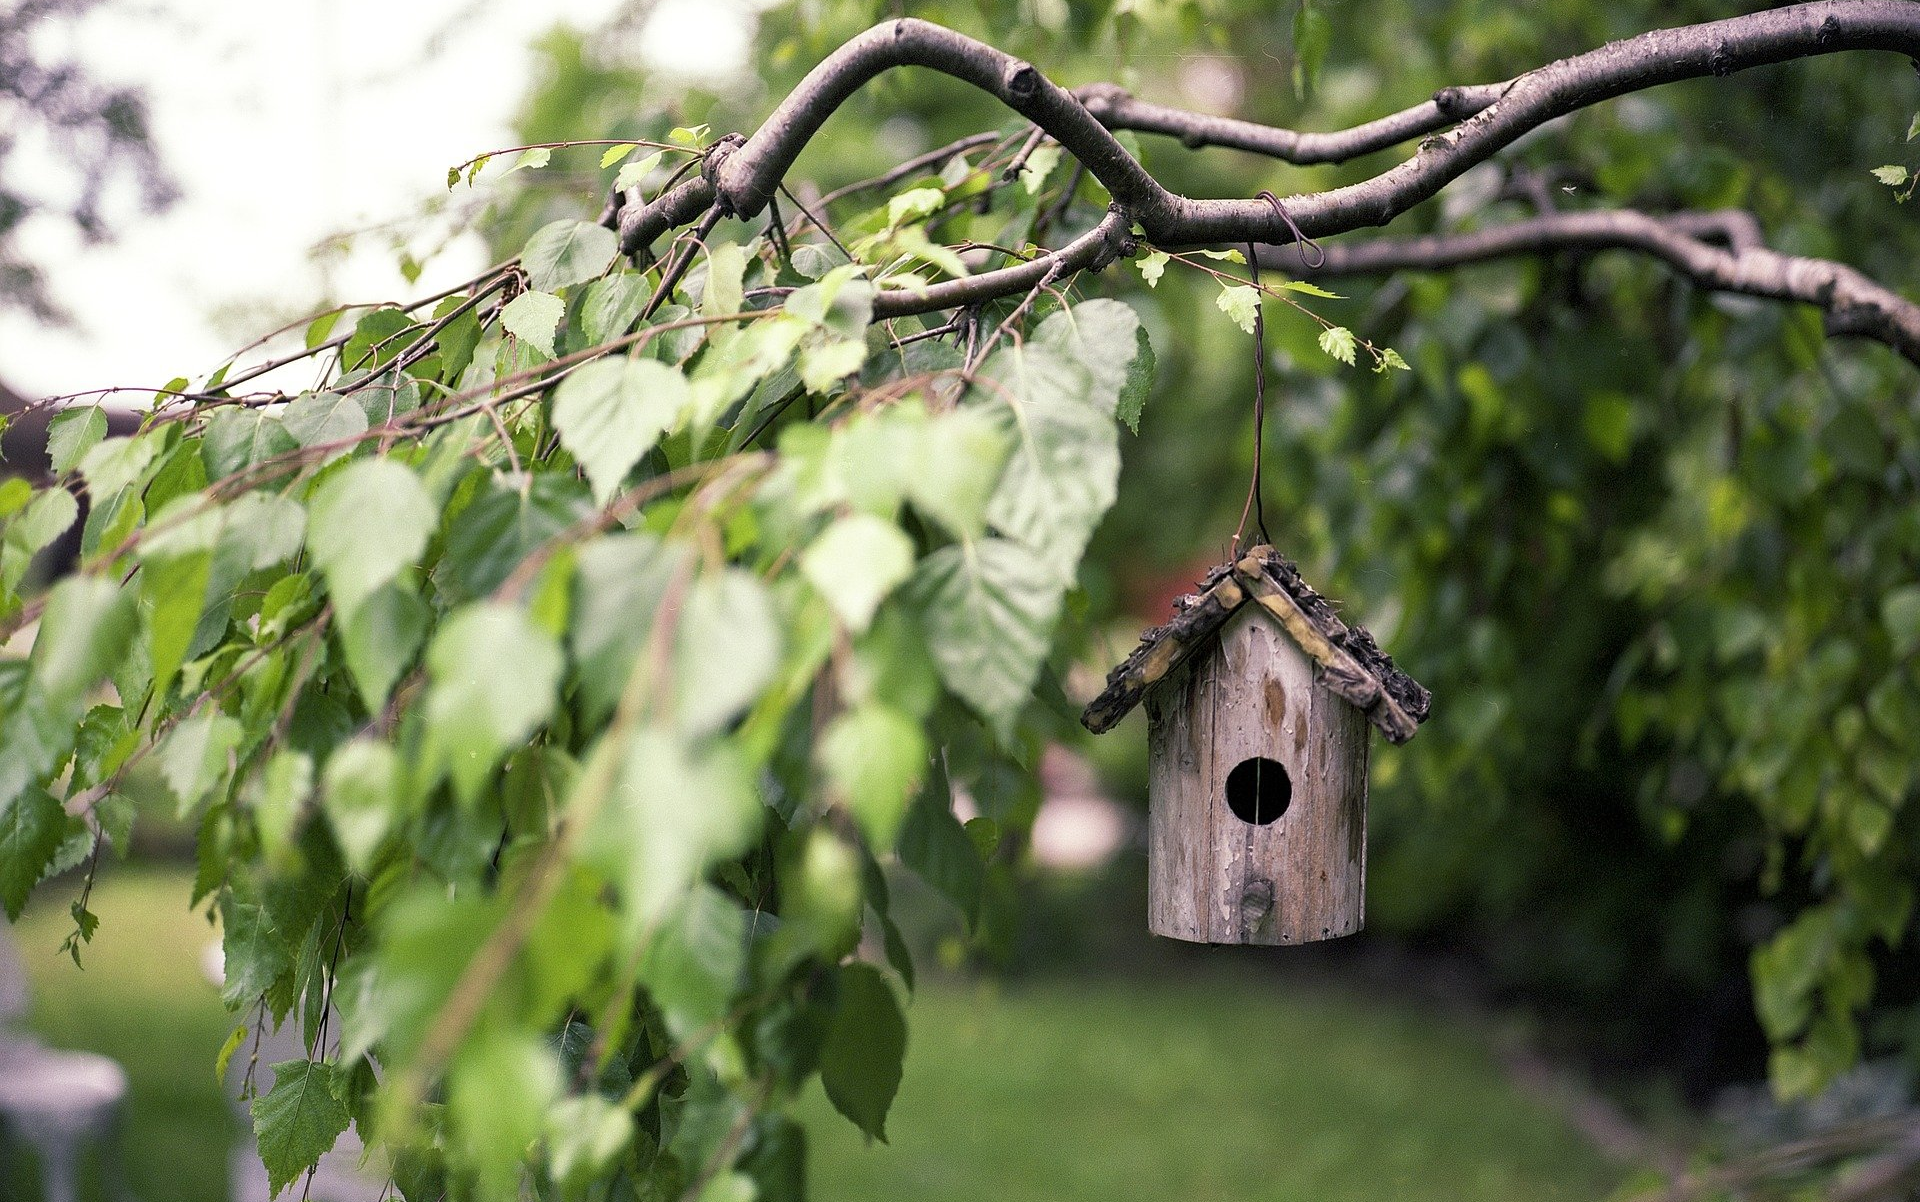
[1256,208,1920,366]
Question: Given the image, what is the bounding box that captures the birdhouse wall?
[1145,608,1369,945]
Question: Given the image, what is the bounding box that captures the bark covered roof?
[1080,546,1431,744]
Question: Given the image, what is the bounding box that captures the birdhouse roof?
[1081,546,1431,744]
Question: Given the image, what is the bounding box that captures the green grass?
[12,868,237,1202]
[802,973,1619,1202]
[11,870,1620,1202]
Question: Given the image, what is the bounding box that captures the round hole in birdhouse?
[1224,757,1292,826]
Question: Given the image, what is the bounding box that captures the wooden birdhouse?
[1082,546,1431,946]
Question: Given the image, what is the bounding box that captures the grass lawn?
[802,975,1619,1202]
[11,868,1620,1202]
[11,869,238,1202]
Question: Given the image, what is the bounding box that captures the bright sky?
[3,0,755,401]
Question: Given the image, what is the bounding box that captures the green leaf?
[547,1095,635,1191]
[898,781,984,925]
[907,406,1011,540]
[162,711,243,816]
[521,219,619,294]
[1136,249,1169,287]
[304,309,344,349]
[674,569,780,738]
[1020,143,1062,195]
[201,409,296,479]
[551,358,689,504]
[1318,325,1358,365]
[1882,585,1920,656]
[1031,299,1146,418]
[2,487,78,594]
[426,602,564,803]
[886,187,945,228]
[820,962,906,1142]
[1583,393,1635,463]
[980,343,1120,573]
[579,271,652,346]
[508,146,552,172]
[338,582,429,711]
[500,290,565,357]
[449,1029,561,1197]
[0,684,67,819]
[801,514,915,633]
[46,407,107,476]
[1752,906,1840,1042]
[1216,284,1260,335]
[820,704,927,847]
[341,308,414,370]
[307,459,437,621]
[282,391,367,450]
[613,150,663,193]
[785,828,863,958]
[570,534,688,725]
[1871,165,1910,187]
[322,739,401,874]
[702,243,748,320]
[1292,1,1332,99]
[438,474,589,602]
[639,883,746,1035]
[799,338,867,393]
[0,788,66,920]
[247,749,314,863]
[77,433,159,503]
[1117,326,1155,434]
[599,143,637,168]
[214,1024,248,1086]
[30,575,136,708]
[252,1060,352,1198]
[589,726,761,924]
[911,540,1063,741]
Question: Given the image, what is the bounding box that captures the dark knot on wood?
[1005,61,1039,100]
[701,133,749,215]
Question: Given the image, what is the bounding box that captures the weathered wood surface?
[1081,545,1430,743]
[1233,557,1420,744]
[1147,608,1368,945]
[1081,575,1244,734]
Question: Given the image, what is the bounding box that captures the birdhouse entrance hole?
[1224,756,1291,826]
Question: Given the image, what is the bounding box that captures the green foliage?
[0,69,1153,1193]
[819,963,907,1141]
[253,1060,354,1197]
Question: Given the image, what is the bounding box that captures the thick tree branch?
[1072,81,1509,165]
[1257,208,1920,366]
[610,2,1920,321]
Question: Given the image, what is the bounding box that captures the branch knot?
[1004,60,1040,100]
[701,133,749,215]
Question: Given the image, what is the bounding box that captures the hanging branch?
[1257,208,1920,366]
